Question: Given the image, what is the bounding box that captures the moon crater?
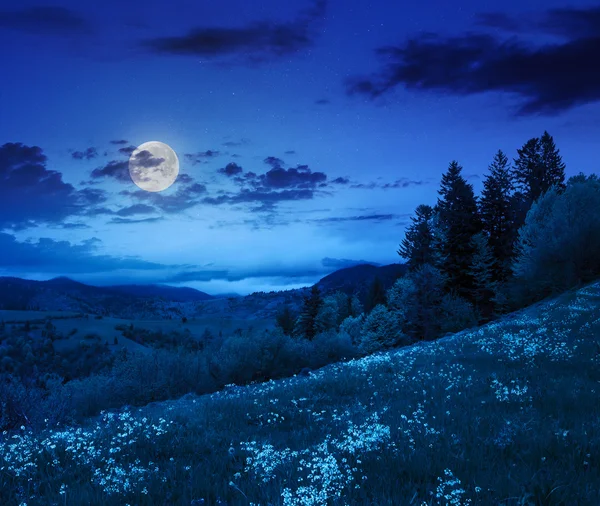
[129,141,179,192]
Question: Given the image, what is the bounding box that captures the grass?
[1,282,600,505]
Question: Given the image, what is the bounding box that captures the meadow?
[1,280,599,505]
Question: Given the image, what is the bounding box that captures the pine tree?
[468,233,497,320]
[398,204,435,270]
[365,276,386,313]
[513,137,543,205]
[275,305,296,336]
[294,286,323,340]
[436,161,482,299]
[512,132,567,230]
[540,131,566,193]
[479,150,515,280]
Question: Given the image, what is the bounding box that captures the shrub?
[511,174,600,305]
[438,293,479,335]
[358,304,407,354]
[339,314,364,345]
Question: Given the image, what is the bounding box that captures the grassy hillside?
[1,282,599,505]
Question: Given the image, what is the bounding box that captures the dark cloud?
[313,214,396,223]
[92,149,165,186]
[91,160,130,183]
[259,166,327,189]
[222,138,250,148]
[121,182,207,213]
[118,145,137,156]
[77,187,108,206]
[185,150,220,165]
[0,233,166,274]
[264,156,285,169]
[343,178,425,190]
[83,206,115,217]
[60,223,91,230]
[210,160,330,208]
[0,6,91,35]
[321,257,379,269]
[163,270,232,283]
[539,6,600,39]
[380,178,425,189]
[315,98,330,105]
[284,150,296,155]
[0,143,107,229]
[218,162,244,177]
[177,174,194,184]
[115,204,157,217]
[348,6,600,115]
[203,188,314,206]
[161,266,327,284]
[110,139,129,145]
[109,217,164,225]
[130,150,164,169]
[72,147,98,160]
[331,177,350,185]
[143,0,326,63]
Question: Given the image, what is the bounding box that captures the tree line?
[281,131,600,348]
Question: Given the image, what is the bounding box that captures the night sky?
[1,0,599,295]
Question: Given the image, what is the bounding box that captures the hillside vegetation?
[1,280,599,506]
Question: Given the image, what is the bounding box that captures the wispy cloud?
[142,0,326,64]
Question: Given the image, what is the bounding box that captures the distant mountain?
[0,263,408,321]
[0,277,213,318]
[315,263,408,301]
[104,284,213,302]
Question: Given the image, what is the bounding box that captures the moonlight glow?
[129,141,179,192]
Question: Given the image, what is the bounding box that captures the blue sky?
[1,0,599,294]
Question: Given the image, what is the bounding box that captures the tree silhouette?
[398,204,435,270]
[436,161,481,300]
[294,286,323,340]
[479,150,515,280]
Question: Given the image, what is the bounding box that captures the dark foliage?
[398,204,436,270]
[436,161,482,300]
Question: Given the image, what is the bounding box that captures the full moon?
[129,141,179,192]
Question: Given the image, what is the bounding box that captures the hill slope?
[315,262,407,297]
[0,263,407,320]
[2,281,599,505]
[0,276,213,318]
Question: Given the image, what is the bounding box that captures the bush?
[312,329,358,364]
[339,314,364,345]
[359,304,407,354]
[438,293,479,335]
[511,174,600,305]
[386,265,446,340]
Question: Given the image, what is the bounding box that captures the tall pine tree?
[540,131,566,193]
[398,204,435,270]
[275,305,296,336]
[365,276,386,313]
[512,132,566,230]
[436,161,481,300]
[294,286,323,340]
[468,232,496,320]
[479,150,515,280]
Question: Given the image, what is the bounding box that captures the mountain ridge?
[0,262,408,318]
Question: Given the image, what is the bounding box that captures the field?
[1,282,599,505]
